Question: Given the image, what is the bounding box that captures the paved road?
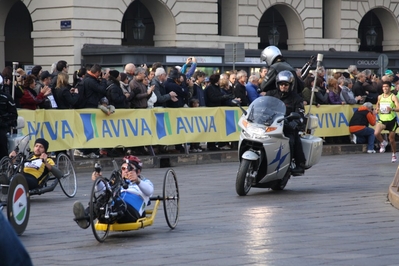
[10,153,399,266]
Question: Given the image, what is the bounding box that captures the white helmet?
[260,46,282,67]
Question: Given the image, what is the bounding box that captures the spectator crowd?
[1,54,398,157]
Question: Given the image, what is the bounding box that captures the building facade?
[1,0,399,74]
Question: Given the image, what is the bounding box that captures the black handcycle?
[0,134,77,235]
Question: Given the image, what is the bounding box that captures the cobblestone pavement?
[9,152,399,265]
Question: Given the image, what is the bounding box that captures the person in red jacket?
[349,102,377,153]
[19,75,52,110]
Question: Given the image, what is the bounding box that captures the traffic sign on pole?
[378,54,389,76]
[224,43,245,71]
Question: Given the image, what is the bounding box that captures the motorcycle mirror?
[232,100,247,116]
[231,99,240,106]
[288,112,301,120]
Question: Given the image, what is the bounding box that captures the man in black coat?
[260,46,304,94]
[0,76,18,159]
[352,72,367,98]
[79,64,106,158]
[107,70,129,108]
[164,69,188,108]
[204,73,230,107]
[151,68,177,107]
[204,73,232,151]
[82,64,107,108]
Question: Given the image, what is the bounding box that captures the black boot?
[291,164,305,176]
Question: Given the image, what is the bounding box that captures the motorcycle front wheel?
[236,159,254,196]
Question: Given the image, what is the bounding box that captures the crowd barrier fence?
[17,104,375,151]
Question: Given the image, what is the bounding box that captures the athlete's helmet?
[123,155,143,170]
[260,46,282,67]
[276,70,295,92]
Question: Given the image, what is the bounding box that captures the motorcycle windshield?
[246,96,286,126]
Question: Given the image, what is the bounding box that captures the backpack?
[104,84,113,105]
[73,79,87,108]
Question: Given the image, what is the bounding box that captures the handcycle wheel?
[7,174,30,235]
[90,177,110,242]
[163,169,179,229]
[56,153,77,198]
[0,157,14,197]
[0,156,14,176]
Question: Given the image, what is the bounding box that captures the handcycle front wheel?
[163,169,179,229]
[56,153,77,198]
[7,173,30,236]
[90,177,110,242]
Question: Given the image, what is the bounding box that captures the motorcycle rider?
[260,45,304,94]
[266,70,306,176]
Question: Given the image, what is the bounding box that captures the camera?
[127,164,133,172]
[94,162,102,173]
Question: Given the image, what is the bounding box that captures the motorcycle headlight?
[242,124,271,139]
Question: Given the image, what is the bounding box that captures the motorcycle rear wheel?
[271,169,290,191]
[236,159,254,196]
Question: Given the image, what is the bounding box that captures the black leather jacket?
[260,61,303,93]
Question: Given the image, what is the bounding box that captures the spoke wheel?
[235,159,253,196]
[90,177,110,242]
[56,153,77,198]
[0,156,14,177]
[7,174,30,235]
[0,157,14,198]
[163,169,179,229]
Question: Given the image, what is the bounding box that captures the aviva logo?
[155,112,172,139]
[80,113,99,141]
[225,110,240,136]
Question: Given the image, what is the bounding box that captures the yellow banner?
[304,105,356,137]
[17,105,368,151]
[18,108,241,151]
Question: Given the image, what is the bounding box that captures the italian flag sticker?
[12,184,27,225]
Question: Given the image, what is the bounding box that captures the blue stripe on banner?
[155,113,167,139]
[225,110,237,136]
[80,114,94,141]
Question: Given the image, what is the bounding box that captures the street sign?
[378,54,388,68]
[224,43,245,70]
[378,53,389,76]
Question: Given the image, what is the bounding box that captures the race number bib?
[380,103,390,114]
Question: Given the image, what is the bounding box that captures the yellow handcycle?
[90,165,179,242]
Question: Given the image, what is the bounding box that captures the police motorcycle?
[234,55,324,196]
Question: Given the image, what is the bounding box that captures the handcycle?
[0,119,77,235]
[89,158,179,242]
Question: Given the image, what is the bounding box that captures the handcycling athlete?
[7,138,63,190]
[73,155,154,228]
